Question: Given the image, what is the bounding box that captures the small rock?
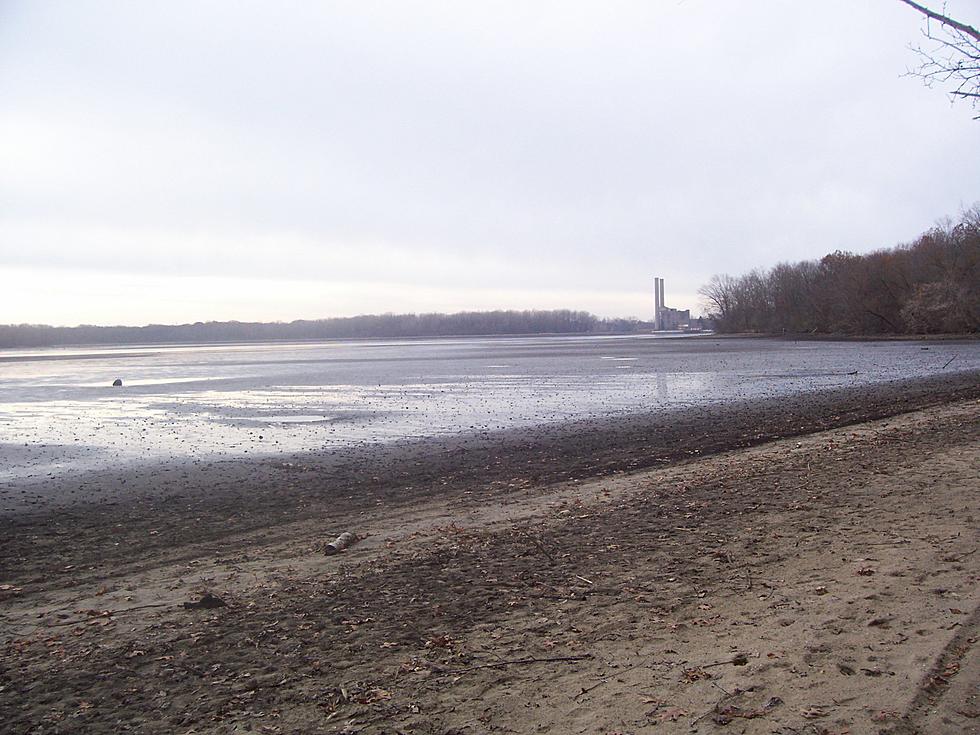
[112,378,123,387]
[183,592,226,610]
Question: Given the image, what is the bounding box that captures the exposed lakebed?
[1,334,978,487]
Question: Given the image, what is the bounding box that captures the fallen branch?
[45,602,169,627]
[701,653,749,669]
[863,539,912,546]
[517,530,557,564]
[575,655,675,699]
[445,654,592,675]
[577,677,610,697]
[942,547,978,563]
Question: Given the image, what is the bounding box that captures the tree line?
[0,310,652,348]
[699,207,980,334]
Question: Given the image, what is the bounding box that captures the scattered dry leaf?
[658,707,688,722]
[682,667,712,682]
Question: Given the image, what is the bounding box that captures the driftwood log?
[324,532,359,555]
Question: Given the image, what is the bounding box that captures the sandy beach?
[1,373,979,734]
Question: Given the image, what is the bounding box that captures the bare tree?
[698,274,738,325]
[698,206,979,335]
[899,0,980,117]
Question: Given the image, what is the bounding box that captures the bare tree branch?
[898,0,980,42]
[899,1,980,117]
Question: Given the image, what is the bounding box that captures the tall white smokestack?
[654,277,661,328]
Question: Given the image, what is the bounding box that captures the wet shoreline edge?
[1,370,978,586]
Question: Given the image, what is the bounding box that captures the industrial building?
[653,277,691,331]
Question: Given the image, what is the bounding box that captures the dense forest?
[0,310,649,348]
[699,207,980,335]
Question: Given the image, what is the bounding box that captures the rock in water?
[112,378,123,387]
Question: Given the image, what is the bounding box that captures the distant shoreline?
[0,309,641,349]
[4,329,979,353]
[0,329,699,353]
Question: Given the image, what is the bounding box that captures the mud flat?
[1,372,979,733]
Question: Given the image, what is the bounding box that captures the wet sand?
[2,371,978,584]
[1,371,978,733]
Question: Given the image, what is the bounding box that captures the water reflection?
[1,335,977,483]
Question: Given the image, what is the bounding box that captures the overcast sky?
[1,1,977,326]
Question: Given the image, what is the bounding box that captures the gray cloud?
[0,1,977,325]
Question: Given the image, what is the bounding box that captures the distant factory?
[653,277,710,332]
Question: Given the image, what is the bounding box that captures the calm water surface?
[1,334,977,482]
